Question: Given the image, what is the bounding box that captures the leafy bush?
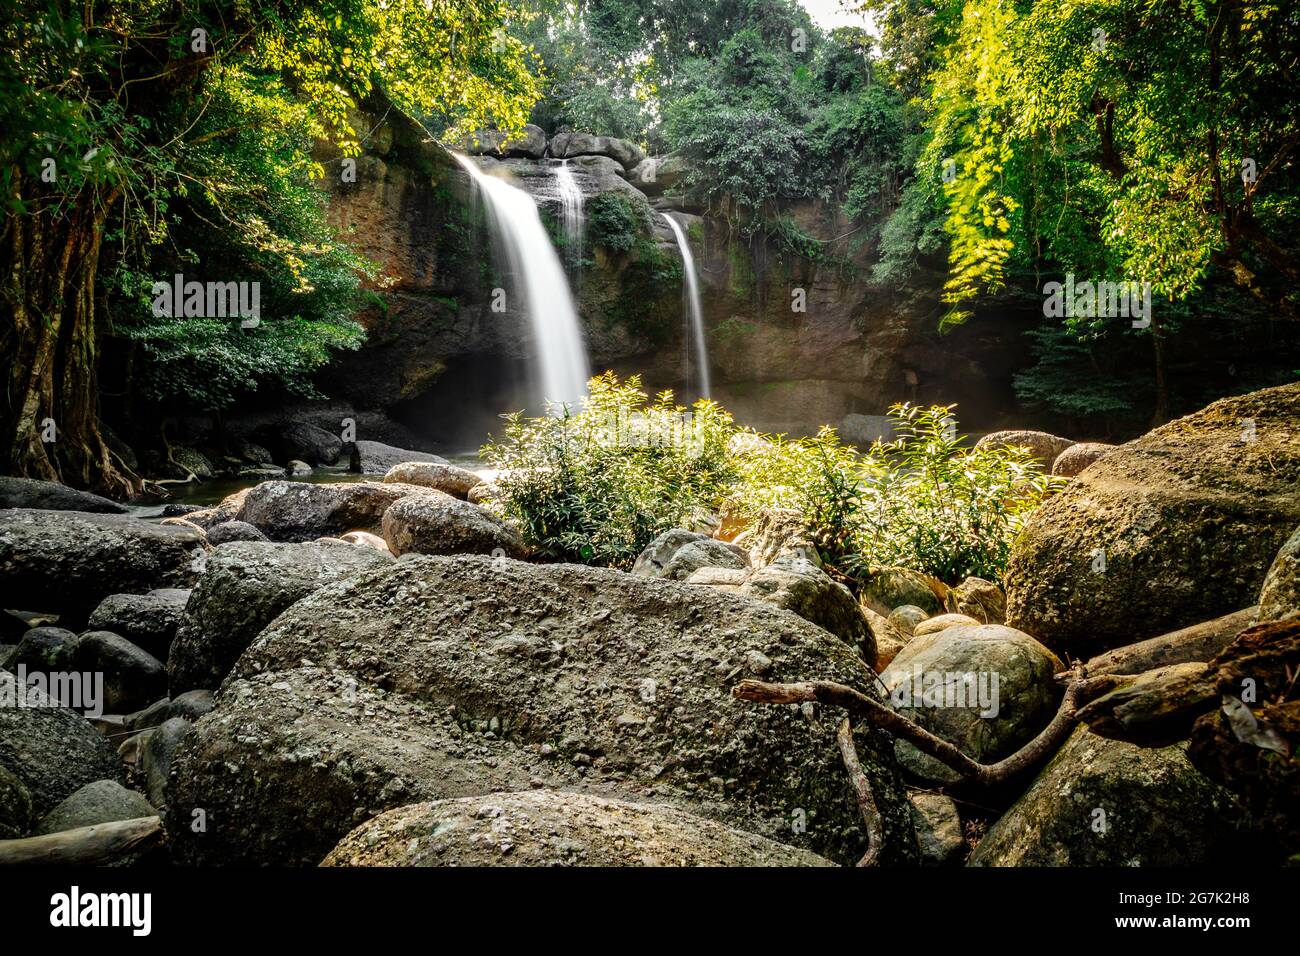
[484,375,1057,583]
[482,373,737,568]
[587,192,654,253]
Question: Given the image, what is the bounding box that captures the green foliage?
[485,375,1056,582]
[587,191,654,253]
[482,373,738,568]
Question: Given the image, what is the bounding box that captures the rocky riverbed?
[1,383,1297,866]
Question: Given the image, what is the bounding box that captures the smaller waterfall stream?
[454,154,591,411]
[554,161,584,273]
[663,214,711,400]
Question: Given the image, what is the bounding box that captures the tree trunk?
[1,177,135,498]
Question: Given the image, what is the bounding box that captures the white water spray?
[455,154,591,411]
[663,213,711,399]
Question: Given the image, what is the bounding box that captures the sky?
[799,0,875,31]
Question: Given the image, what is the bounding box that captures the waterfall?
[663,214,711,400]
[553,161,584,272]
[454,154,591,412]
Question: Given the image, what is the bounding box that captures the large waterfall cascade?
[663,213,712,400]
[454,154,592,412]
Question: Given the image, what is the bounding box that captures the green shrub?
[587,192,654,254]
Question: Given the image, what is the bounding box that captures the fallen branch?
[0,816,166,866]
[836,717,883,867]
[733,668,1097,789]
[1081,607,1257,677]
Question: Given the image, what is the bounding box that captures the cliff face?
[315,106,1033,446]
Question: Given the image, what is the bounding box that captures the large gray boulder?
[167,540,394,693]
[384,461,481,498]
[380,494,527,558]
[974,429,1074,467]
[234,480,432,542]
[350,440,448,475]
[0,476,127,514]
[1257,525,1300,623]
[252,420,342,466]
[0,510,203,622]
[1006,383,1300,656]
[466,124,547,159]
[86,589,190,660]
[166,556,917,866]
[549,132,645,170]
[859,567,944,617]
[880,624,1063,783]
[0,764,31,838]
[1052,441,1114,477]
[35,779,155,836]
[630,529,710,577]
[739,556,875,664]
[323,790,834,867]
[970,727,1244,866]
[71,631,166,713]
[0,670,126,817]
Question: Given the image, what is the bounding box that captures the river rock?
[739,556,875,663]
[165,556,916,866]
[943,577,1006,624]
[323,790,835,867]
[143,717,192,808]
[863,607,908,670]
[384,461,481,498]
[913,613,981,637]
[970,727,1243,865]
[887,605,929,636]
[1257,525,1300,623]
[859,567,944,617]
[0,764,31,838]
[743,511,821,568]
[5,626,79,672]
[34,779,155,835]
[659,539,750,581]
[350,440,448,475]
[0,476,127,514]
[685,566,750,591]
[1005,383,1300,656]
[71,631,166,713]
[0,670,126,817]
[549,132,645,170]
[467,124,547,159]
[182,488,250,530]
[86,589,190,660]
[253,420,343,465]
[235,479,433,541]
[909,792,965,866]
[204,520,268,545]
[0,510,203,622]
[1051,441,1114,477]
[881,624,1064,783]
[974,429,1074,466]
[124,689,215,731]
[380,494,527,558]
[630,529,709,577]
[167,539,394,693]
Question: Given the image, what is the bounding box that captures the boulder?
[887,605,929,636]
[0,670,126,817]
[252,420,342,466]
[1052,441,1114,478]
[863,607,908,671]
[34,779,155,836]
[204,520,268,545]
[859,567,944,617]
[70,631,166,713]
[739,556,875,663]
[350,440,448,475]
[338,530,391,554]
[908,792,965,866]
[1005,383,1300,656]
[684,567,749,591]
[549,132,645,170]
[0,764,31,838]
[742,511,821,569]
[943,577,1006,624]
[182,488,250,530]
[467,124,547,159]
[5,626,78,672]
[380,494,527,558]
[167,539,395,694]
[1257,524,1300,623]
[86,589,190,660]
[384,461,482,498]
[323,790,834,867]
[287,459,312,476]
[970,727,1244,866]
[170,446,214,480]
[466,483,495,505]
[165,556,917,866]
[0,476,127,514]
[0,510,203,622]
[881,624,1064,783]
[974,429,1074,467]
[142,717,191,808]
[628,153,688,193]
[629,529,709,577]
[124,689,215,731]
[235,480,433,542]
[913,613,981,637]
[660,539,750,581]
